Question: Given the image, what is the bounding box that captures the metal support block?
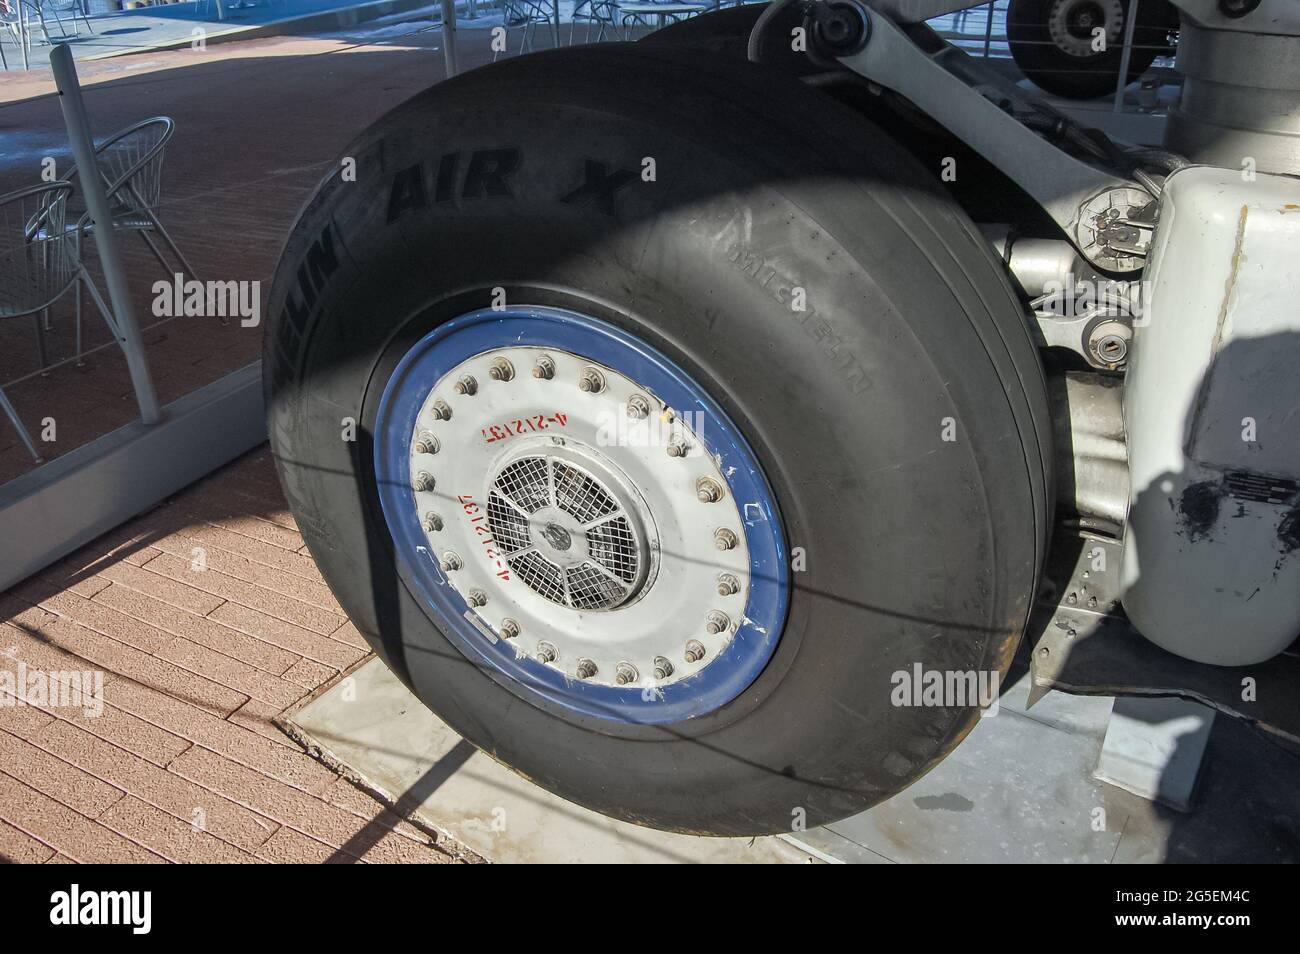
[1095,696,1215,812]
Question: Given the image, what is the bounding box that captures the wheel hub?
[1049,0,1122,58]
[372,307,788,722]
[488,453,649,609]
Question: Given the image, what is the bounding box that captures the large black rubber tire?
[1007,0,1170,100]
[265,44,1053,836]
[640,3,813,72]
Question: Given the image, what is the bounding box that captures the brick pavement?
[0,446,464,862]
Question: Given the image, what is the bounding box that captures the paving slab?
[790,663,1300,864]
[285,656,817,864]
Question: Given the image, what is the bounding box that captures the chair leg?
[80,267,120,340]
[75,275,85,366]
[48,3,70,37]
[32,313,49,372]
[0,387,43,463]
[34,7,54,43]
[139,229,174,276]
[150,216,200,282]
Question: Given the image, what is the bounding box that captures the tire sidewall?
[266,48,1048,833]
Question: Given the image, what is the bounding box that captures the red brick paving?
[0,446,462,863]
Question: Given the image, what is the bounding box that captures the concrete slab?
[1095,696,1214,812]
[0,362,266,593]
[284,657,817,864]
[285,649,1300,863]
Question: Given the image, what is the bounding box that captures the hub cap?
[1048,0,1122,58]
[373,307,788,724]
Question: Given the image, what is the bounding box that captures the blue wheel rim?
[374,306,788,724]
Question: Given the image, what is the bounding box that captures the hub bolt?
[439,551,463,572]
[413,432,440,455]
[626,395,650,420]
[500,618,520,639]
[684,640,706,664]
[532,355,555,380]
[488,358,514,382]
[575,658,598,680]
[615,662,639,685]
[467,589,487,608]
[652,656,674,680]
[666,438,689,458]
[454,375,477,396]
[716,573,740,596]
[696,477,723,503]
[713,528,738,551]
[705,611,731,635]
[413,471,435,492]
[536,641,558,664]
[430,400,452,421]
[578,367,605,393]
[422,512,444,533]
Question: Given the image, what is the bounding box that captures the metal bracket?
[833,5,1148,269]
[1028,531,1300,747]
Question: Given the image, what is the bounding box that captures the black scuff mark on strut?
[1178,480,1223,542]
[1279,506,1300,554]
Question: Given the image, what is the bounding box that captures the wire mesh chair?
[66,117,197,280]
[496,0,553,57]
[0,182,117,462]
[0,0,30,70]
[618,0,705,38]
[570,0,617,43]
[59,116,198,361]
[41,0,94,37]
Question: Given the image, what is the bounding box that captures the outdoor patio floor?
[0,445,477,862]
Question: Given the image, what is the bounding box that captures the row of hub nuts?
[413,353,747,686]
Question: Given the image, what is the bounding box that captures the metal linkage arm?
[830,3,1148,270]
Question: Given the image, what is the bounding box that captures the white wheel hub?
[405,346,752,690]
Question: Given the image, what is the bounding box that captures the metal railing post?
[1112,0,1140,113]
[50,44,161,426]
[441,0,460,77]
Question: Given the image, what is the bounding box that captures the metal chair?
[570,0,617,43]
[65,118,197,280]
[618,0,704,38]
[41,0,94,37]
[496,0,553,57]
[59,116,199,361]
[0,0,31,70]
[0,182,117,462]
